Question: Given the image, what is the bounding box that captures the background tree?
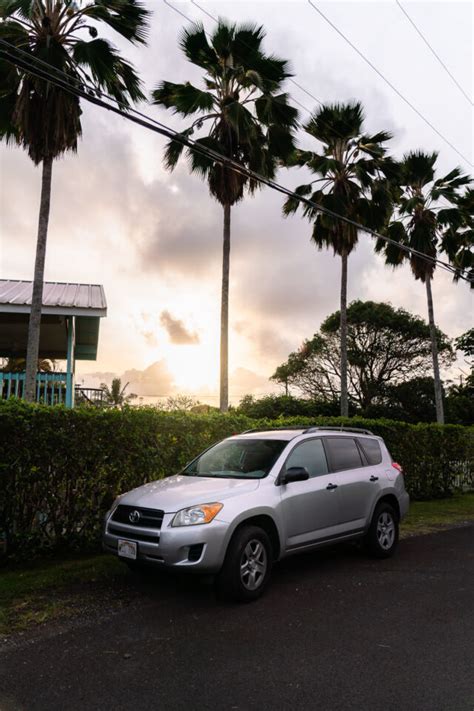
[100,378,136,408]
[151,20,298,412]
[272,300,452,412]
[0,0,149,401]
[444,328,474,425]
[376,151,472,424]
[0,357,54,372]
[283,102,394,417]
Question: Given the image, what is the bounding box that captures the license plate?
[118,539,137,560]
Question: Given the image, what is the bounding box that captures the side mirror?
[281,466,310,485]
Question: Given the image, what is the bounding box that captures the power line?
[396,0,473,106]
[0,40,471,285]
[307,0,473,167]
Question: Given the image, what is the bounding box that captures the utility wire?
[396,0,473,106]
[307,0,473,167]
[0,40,471,284]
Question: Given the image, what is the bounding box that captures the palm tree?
[375,151,472,424]
[283,102,394,416]
[151,20,298,411]
[0,0,149,402]
[100,378,136,407]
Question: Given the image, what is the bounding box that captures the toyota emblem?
[129,510,141,523]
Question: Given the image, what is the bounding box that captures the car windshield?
[183,438,288,479]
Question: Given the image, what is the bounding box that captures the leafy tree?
[376,151,472,423]
[236,393,340,419]
[363,377,437,423]
[445,328,474,425]
[151,20,298,412]
[283,102,394,417]
[100,378,136,408]
[0,0,149,402]
[272,300,452,412]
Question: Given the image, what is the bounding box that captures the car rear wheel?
[365,502,399,558]
[215,525,273,602]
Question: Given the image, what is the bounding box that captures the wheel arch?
[372,492,401,523]
[225,511,282,561]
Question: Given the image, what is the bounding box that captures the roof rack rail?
[241,426,307,434]
[303,426,374,435]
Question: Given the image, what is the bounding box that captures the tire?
[215,525,273,602]
[365,502,399,558]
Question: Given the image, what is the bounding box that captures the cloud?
[160,310,200,345]
[121,360,175,397]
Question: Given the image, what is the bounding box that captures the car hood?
[119,474,260,513]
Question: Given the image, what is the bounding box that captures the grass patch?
[1,494,473,636]
[0,554,125,636]
[401,492,474,538]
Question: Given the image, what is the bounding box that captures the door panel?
[280,474,342,549]
[278,438,342,549]
[324,436,379,529]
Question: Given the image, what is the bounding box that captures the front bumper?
[102,512,229,573]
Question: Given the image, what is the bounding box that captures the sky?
[0,0,473,404]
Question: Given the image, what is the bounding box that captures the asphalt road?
[1,526,473,711]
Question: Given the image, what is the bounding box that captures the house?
[0,279,107,407]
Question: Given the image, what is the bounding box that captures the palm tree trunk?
[25,157,54,402]
[425,276,444,424]
[220,202,231,412]
[340,250,349,417]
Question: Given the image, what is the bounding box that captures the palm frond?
[305,102,364,145]
[73,38,144,104]
[210,19,236,59]
[83,0,150,45]
[151,80,214,117]
[179,22,215,69]
[283,183,312,216]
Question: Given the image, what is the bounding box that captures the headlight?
[171,502,223,527]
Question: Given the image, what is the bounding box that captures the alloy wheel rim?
[240,539,267,590]
[377,512,395,550]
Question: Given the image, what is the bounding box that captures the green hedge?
[0,400,473,559]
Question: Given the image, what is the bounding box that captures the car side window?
[285,439,329,478]
[357,438,382,465]
[324,437,363,472]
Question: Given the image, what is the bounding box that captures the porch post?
[66,316,76,408]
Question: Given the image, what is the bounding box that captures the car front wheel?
[365,502,399,558]
[216,525,273,602]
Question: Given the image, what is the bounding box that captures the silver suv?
[103,426,409,601]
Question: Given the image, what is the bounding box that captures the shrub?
[0,400,472,559]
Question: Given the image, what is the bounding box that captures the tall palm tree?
[0,0,149,402]
[151,21,298,412]
[375,151,472,424]
[283,102,394,416]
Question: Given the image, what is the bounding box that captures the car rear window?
[324,437,363,472]
[357,438,382,465]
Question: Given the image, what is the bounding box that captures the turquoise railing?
[0,372,70,406]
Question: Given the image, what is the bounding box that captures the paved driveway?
[1,526,473,711]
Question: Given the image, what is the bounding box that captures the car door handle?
[326,483,338,490]
[370,475,379,482]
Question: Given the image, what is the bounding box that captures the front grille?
[111,505,164,530]
[108,525,160,544]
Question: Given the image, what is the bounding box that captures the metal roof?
[0,280,107,317]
